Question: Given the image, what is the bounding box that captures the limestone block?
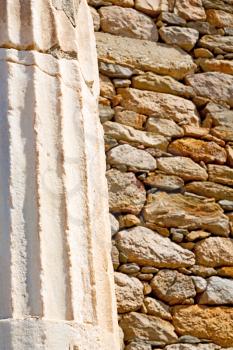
[151,270,196,305]
[173,305,233,347]
[200,57,233,75]
[132,72,194,98]
[99,6,158,41]
[185,181,233,201]
[143,297,172,320]
[114,272,144,313]
[146,118,184,138]
[107,169,146,214]
[103,121,169,149]
[165,345,220,350]
[159,27,199,52]
[96,32,196,80]
[174,0,206,21]
[208,164,233,186]
[135,0,172,16]
[157,157,208,181]
[107,144,157,172]
[118,88,199,125]
[199,276,233,305]
[144,173,184,192]
[206,9,233,27]
[168,138,227,164]
[199,35,233,53]
[115,226,195,268]
[143,192,230,236]
[194,237,233,267]
[119,312,178,343]
[0,1,119,349]
[185,72,233,107]
[203,0,233,13]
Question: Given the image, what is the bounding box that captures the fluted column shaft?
[0,1,119,349]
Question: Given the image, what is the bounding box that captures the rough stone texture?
[185,72,233,107]
[118,214,141,228]
[143,297,172,320]
[100,74,116,99]
[208,164,233,186]
[143,192,230,236]
[92,0,233,347]
[132,72,194,98]
[165,344,220,350]
[185,181,233,201]
[211,125,233,142]
[99,6,158,41]
[99,61,134,78]
[107,0,134,6]
[151,270,196,305]
[114,272,144,313]
[107,144,157,172]
[146,118,184,138]
[118,88,199,125]
[199,35,233,53]
[135,0,166,16]
[203,105,233,127]
[126,342,152,350]
[202,0,233,13]
[104,121,169,149]
[110,213,119,236]
[119,312,178,343]
[191,276,207,293]
[173,305,233,347]
[182,125,209,138]
[199,276,233,305]
[206,9,233,28]
[144,173,184,192]
[168,138,227,164]
[115,109,147,130]
[96,32,197,80]
[174,0,206,21]
[194,237,233,267]
[115,226,195,268]
[159,27,199,52]
[107,169,146,214]
[157,157,208,181]
[200,59,233,75]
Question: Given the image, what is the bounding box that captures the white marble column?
[0,1,120,349]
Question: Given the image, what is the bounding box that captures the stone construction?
[0,1,120,349]
[89,0,233,349]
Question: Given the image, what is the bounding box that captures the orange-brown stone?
[168,138,227,164]
[173,305,233,347]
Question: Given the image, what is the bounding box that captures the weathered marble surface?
[0,1,120,349]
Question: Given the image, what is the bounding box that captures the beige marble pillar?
[0,1,119,349]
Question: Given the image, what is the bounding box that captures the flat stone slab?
[96,32,196,80]
[143,192,230,236]
[115,226,195,268]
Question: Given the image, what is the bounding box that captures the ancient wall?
[89,0,233,349]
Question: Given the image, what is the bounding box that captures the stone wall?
[89,1,233,349]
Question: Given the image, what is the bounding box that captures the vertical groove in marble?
[0,61,12,318]
[59,65,96,323]
[34,65,70,320]
[9,62,43,318]
[56,69,74,322]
